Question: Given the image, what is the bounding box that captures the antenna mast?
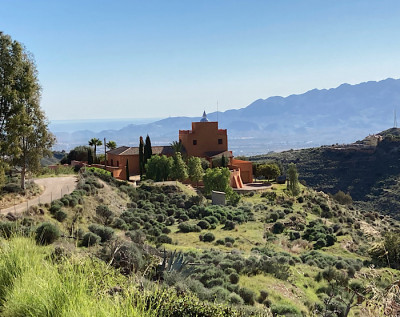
[217,100,219,123]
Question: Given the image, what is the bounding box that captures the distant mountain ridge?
[53,78,400,155]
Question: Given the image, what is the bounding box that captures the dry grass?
[0,182,43,210]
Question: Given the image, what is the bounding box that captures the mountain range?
[53,78,400,155]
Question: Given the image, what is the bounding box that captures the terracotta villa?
[105,112,253,188]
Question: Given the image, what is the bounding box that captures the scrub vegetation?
[1,168,400,316]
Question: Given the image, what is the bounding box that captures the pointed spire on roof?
[200,110,209,122]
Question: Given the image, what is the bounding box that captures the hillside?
[251,128,400,218]
[53,78,400,155]
[1,168,400,316]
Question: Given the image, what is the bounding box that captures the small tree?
[221,155,227,167]
[287,163,300,196]
[67,146,92,164]
[318,266,366,317]
[259,163,281,181]
[170,152,188,181]
[126,160,130,181]
[146,155,173,181]
[333,190,353,205]
[139,136,144,177]
[87,148,93,165]
[187,156,203,187]
[144,134,152,166]
[0,32,55,189]
[203,167,231,196]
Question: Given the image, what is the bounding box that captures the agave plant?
[156,249,194,281]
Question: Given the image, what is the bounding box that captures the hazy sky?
[1,0,400,120]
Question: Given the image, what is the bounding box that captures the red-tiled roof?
[107,146,174,156]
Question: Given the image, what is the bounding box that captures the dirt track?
[0,176,77,214]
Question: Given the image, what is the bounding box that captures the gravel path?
[0,176,77,214]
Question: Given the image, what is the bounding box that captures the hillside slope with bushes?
[1,168,400,316]
[251,128,400,218]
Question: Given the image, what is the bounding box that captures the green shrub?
[61,197,69,206]
[82,232,101,247]
[197,220,210,230]
[88,224,114,242]
[54,210,67,222]
[272,222,285,234]
[289,230,300,240]
[165,217,175,226]
[110,218,128,230]
[257,290,269,303]
[0,221,18,238]
[2,183,23,193]
[326,234,337,246]
[35,222,60,245]
[271,303,300,316]
[69,198,78,207]
[228,292,244,305]
[268,212,279,222]
[263,299,272,307]
[223,221,236,230]
[314,238,326,249]
[229,273,239,284]
[49,201,63,214]
[178,222,201,233]
[238,287,255,305]
[216,239,225,245]
[333,190,353,205]
[157,235,172,244]
[96,205,113,221]
[202,232,215,242]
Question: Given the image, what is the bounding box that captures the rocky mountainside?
[251,128,400,218]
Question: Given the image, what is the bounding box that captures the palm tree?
[88,138,103,163]
[106,140,117,150]
[170,140,185,154]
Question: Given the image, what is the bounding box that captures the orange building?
[106,146,173,180]
[105,111,253,187]
[179,111,228,158]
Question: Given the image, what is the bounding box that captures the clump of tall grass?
[0,237,265,316]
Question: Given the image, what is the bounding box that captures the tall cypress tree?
[88,148,93,165]
[126,160,130,181]
[139,136,144,177]
[221,155,227,167]
[287,163,300,196]
[144,134,152,165]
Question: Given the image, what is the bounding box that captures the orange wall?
[231,159,253,183]
[179,122,227,157]
[107,154,140,176]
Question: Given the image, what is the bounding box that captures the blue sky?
[1,0,400,120]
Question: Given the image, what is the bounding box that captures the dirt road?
[0,176,77,214]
